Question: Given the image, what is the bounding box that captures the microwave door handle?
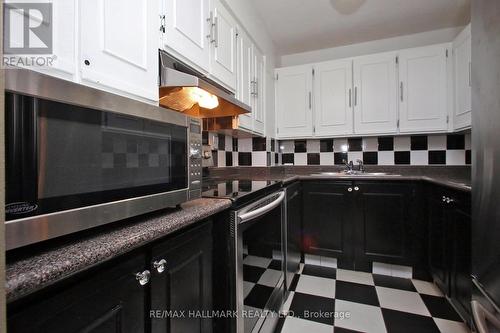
[238,191,286,224]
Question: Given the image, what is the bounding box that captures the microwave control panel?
[188,118,202,199]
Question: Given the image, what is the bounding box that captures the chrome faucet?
[343,159,354,173]
[356,159,365,173]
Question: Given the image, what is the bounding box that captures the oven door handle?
[238,191,286,224]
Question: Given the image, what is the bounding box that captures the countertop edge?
[281,175,470,192]
[6,198,232,303]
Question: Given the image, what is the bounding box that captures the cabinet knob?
[354,186,360,191]
[153,259,167,273]
[84,59,90,66]
[135,270,151,285]
[348,187,353,192]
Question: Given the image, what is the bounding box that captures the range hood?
[158,51,251,120]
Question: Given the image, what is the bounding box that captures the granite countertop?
[206,166,471,192]
[280,174,471,191]
[5,198,232,303]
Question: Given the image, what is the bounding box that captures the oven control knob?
[190,147,201,159]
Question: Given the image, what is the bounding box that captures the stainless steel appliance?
[204,180,286,333]
[471,1,500,332]
[5,69,202,250]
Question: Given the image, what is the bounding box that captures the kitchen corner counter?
[5,198,232,303]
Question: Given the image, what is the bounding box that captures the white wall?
[222,0,277,68]
[280,27,464,67]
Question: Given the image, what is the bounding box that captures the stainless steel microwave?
[4,69,202,250]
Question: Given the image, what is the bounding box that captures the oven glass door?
[6,93,188,219]
[240,203,284,333]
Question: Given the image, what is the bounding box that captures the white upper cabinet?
[236,29,254,131]
[4,0,76,81]
[161,0,211,73]
[313,59,354,137]
[353,52,398,135]
[80,0,158,102]
[276,65,314,138]
[398,44,449,133]
[253,48,266,135]
[208,0,238,91]
[453,25,472,130]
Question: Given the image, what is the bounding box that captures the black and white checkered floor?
[271,264,470,333]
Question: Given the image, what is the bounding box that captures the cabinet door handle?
[354,186,359,191]
[206,12,214,41]
[400,82,404,102]
[347,187,353,192]
[213,16,219,48]
[442,196,447,202]
[354,87,358,106]
[135,270,151,286]
[159,14,166,33]
[153,259,167,273]
[348,88,352,107]
[309,92,312,109]
[446,197,455,204]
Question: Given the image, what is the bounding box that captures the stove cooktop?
[201,179,282,204]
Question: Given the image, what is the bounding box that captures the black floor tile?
[382,308,440,333]
[243,265,266,283]
[372,274,417,292]
[333,327,364,333]
[244,284,274,310]
[289,292,335,325]
[268,260,282,271]
[301,265,337,279]
[420,294,463,322]
[335,281,380,307]
[289,274,300,291]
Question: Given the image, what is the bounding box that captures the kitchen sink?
[310,172,400,177]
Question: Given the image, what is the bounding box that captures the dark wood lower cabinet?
[302,181,419,271]
[353,182,415,271]
[428,187,471,323]
[8,253,149,333]
[150,222,212,333]
[8,221,213,333]
[302,181,355,269]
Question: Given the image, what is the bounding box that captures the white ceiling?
[252,0,471,55]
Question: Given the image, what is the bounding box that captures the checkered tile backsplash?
[203,132,280,167]
[279,133,471,166]
[204,132,471,167]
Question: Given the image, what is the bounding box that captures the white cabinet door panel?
[398,44,448,133]
[162,0,210,73]
[276,65,313,138]
[314,59,353,136]
[4,0,76,80]
[253,48,265,135]
[80,0,158,101]
[209,0,237,91]
[453,25,472,130]
[236,29,253,131]
[353,52,398,135]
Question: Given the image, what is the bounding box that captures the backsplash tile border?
[204,132,470,168]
